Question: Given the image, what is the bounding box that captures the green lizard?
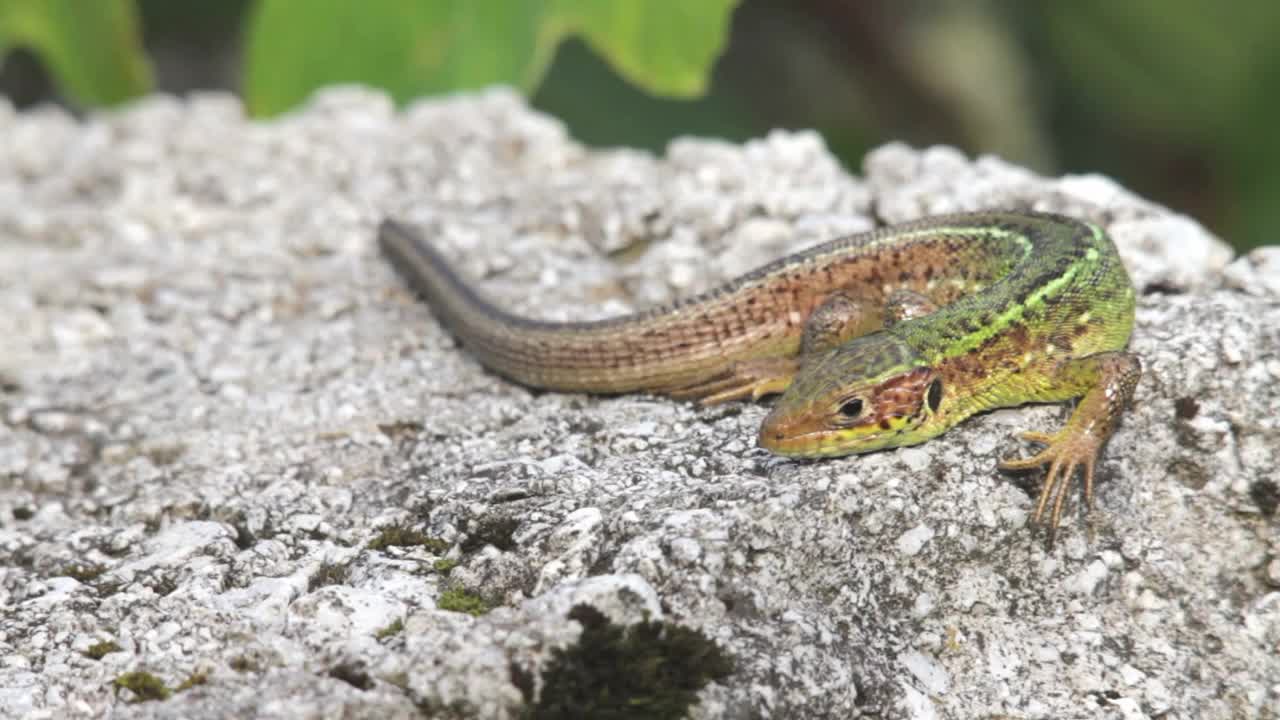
[379,211,1141,538]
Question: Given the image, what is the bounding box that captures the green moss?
[175,670,209,692]
[145,442,188,467]
[327,661,373,691]
[517,604,734,719]
[84,640,122,660]
[95,580,125,598]
[62,563,106,583]
[366,523,450,554]
[151,574,179,596]
[415,698,475,719]
[436,587,495,616]
[374,617,404,640]
[411,498,436,521]
[228,655,261,673]
[377,420,423,439]
[112,671,171,703]
[460,516,519,553]
[432,557,459,575]
[382,670,410,690]
[308,559,352,592]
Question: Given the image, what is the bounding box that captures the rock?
[1,87,1276,719]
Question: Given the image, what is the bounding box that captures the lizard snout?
[756,405,813,456]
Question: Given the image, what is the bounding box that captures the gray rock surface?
[1,87,1278,719]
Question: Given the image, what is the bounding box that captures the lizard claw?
[1000,429,1103,543]
[1012,430,1056,446]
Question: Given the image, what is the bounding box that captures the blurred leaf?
[0,0,152,106]
[906,5,1051,170]
[243,0,738,116]
[1225,46,1280,250]
[244,0,550,116]
[1038,1,1280,138]
[534,38,756,153]
[556,0,739,97]
[1033,1,1280,249]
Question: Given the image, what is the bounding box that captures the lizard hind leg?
[998,351,1142,541]
[667,356,800,406]
[670,289,898,406]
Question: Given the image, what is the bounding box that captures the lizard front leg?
[999,351,1142,539]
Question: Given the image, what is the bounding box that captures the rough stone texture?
[1,87,1278,719]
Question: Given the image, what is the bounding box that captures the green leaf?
[0,0,151,107]
[554,0,739,98]
[244,0,553,116]
[243,0,739,116]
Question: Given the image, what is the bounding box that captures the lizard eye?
[837,398,865,419]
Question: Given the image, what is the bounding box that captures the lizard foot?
[999,429,1104,543]
[667,357,799,406]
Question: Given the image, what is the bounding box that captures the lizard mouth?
[757,401,919,458]
[757,409,884,458]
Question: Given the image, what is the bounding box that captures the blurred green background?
[1,0,1274,252]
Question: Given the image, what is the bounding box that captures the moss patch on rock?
[113,671,171,703]
[307,559,352,592]
[517,604,734,719]
[436,587,495,616]
[366,523,450,554]
[84,640,122,660]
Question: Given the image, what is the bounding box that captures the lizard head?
[757,334,945,458]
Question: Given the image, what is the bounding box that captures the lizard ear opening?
[926,379,943,413]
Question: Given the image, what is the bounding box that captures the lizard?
[378,211,1141,539]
